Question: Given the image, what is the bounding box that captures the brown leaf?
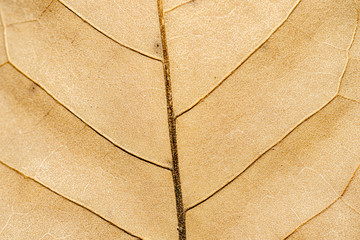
[0,0,359,239]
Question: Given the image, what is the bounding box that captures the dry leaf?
[0,0,360,239]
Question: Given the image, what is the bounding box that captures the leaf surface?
[0,163,138,240]
[2,0,171,166]
[1,0,360,239]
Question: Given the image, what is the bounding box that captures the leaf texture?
[3,0,171,166]
[1,0,360,239]
[0,63,177,239]
[0,163,138,240]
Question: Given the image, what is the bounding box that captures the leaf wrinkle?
[287,22,347,51]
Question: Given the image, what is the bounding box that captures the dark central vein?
[156,0,186,239]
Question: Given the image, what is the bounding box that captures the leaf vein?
[176,0,302,119]
[0,161,144,240]
[57,0,162,62]
[185,6,359,211]
[337,7,359,93]
[341,199,360,216]
[165,0,195,13]
[0,9,9,62]
[283,159,360,239]
[186,95,338,212]
[157,0,186,239]
[6,62,172,171]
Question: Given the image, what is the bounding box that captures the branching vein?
[0,161,143,240]
[165,0,195,13]
[283,160,360,239]
[185,95,338,211]
[337,8,359,94]
[186,3,359,212]
[342,199,360,216]
[7,62,171,171]
[176,0,302,119]
[57,0,162,62]
[157,0,186,239]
